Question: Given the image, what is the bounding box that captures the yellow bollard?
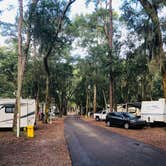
[27,125,34,138]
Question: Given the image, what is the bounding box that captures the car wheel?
[106,121,111,127]
[124,123,129,129]
[95,116,100,121]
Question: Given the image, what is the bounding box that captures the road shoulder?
[0,118,71,166]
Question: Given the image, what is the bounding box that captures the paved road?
[64,116,166,166]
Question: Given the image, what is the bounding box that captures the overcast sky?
[0,0,122,23]
[0,0,121,46]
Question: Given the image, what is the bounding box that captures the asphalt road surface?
[64,116,166,166]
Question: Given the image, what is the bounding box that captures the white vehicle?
[141,98,166,123]
[94,109,109,121]
[0,99,36,128]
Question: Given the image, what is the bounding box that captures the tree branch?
[139,0,164,60]
[44,0,76,76]
[56,0,76,37]
[22,0,39,75]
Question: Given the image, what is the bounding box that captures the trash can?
[27,125,34,138]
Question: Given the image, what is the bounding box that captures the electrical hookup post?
[17,112,20,137]
[49,112,52,124]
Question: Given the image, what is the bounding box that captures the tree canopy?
[0,0,165,118]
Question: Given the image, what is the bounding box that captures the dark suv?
[105,112,146,129]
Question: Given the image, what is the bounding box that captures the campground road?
[64,116,166,166]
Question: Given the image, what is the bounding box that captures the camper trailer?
[0,99,36,128]
[117,103,141,118]
[141,98,166,123]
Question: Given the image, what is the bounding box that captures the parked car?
[94,109,109,121]
[105,112,146,129]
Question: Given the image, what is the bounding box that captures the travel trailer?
[0,99,36,128]
[141,98,166,123]
[117,103,141,118]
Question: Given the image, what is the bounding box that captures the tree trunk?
[13,0,23,137]
[102,90,107,109]
[63,97,67,115]
[61,91,64,116]
[93,84,97,113]
[139,0,165,99]
[162,72,166,98]
[13,0,39,135]
[35,85,39,123]
[44,76,50,123]
[109,76,113,111]
[43,52,51,123]
[109,0,113,112]
[114,80,117,111]
[86,88,89,117]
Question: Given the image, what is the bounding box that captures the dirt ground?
[0,118,71,166]
[82,117,166,151]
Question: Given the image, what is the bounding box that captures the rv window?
[5,105,15,113]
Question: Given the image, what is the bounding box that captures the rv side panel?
[141,99,166,123]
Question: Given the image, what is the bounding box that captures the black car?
[105,112,146,129]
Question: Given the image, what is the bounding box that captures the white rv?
[0,99,36,128]
[141,98,166,123]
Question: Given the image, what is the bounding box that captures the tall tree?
[32,0,75,122]
[108,0,113,111]
[15,0,23,137]
[85,0,116,111]
[13,0,39,136]
[121,0,165,101]
[72,4,123,112]
[138,0,166,98]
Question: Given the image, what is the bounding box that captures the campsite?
[0,0,166,165]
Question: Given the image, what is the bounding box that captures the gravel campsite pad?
[82,118,166,151]
[0,119,71,166]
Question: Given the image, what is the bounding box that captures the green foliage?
[0,47,17,97]
[0,0,165,113]
[121,0,166,59]
[22,56,46,101]
[151,72,164,99]
[71,4,164,109]
[31,0,73,53]
[48,54,74,112]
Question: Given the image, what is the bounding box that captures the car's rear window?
[122,112,135,119]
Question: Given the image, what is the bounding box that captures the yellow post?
[27,125,34,138]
